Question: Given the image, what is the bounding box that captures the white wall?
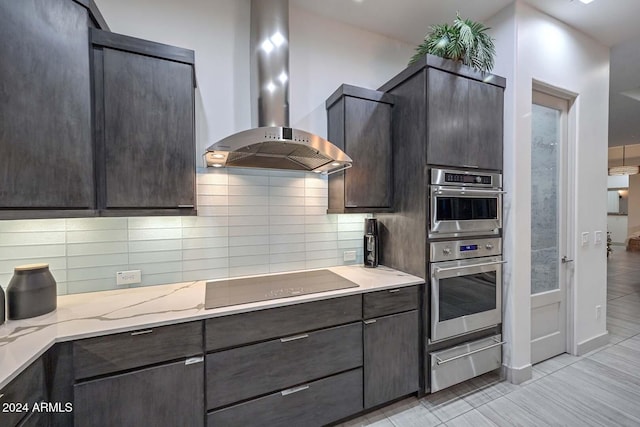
[488,0,609,377]
[608,215,628,244]
[628,173,640,236]
[0,0,415,295]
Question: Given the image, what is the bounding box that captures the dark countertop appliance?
[364,218,379,268]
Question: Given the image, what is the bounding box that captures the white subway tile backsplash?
[67,242,128,256]
[0,219,66,232]
[128,217,182,229]
[269,224,305,235]
[0,231,66,246]
[229,226,269,237]
[67,265,128,281]
[0,170,366,295]
[67,229,126,244]
[183,258,228,271]
[182,237,228,250]
[229,264,270,277]
[182,247,229,260]
[230,235,270,247]
[128,228,182,241]
[229,245,269,257]
[129,250,183,264]
[66,218,126,231]
[0,244,66,260]
[228,215,269,227]
[68,254,129,269]
[56,282,68,296]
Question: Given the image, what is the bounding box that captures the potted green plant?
[410,14,496,73]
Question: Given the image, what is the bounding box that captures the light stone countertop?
[0,264,423,389]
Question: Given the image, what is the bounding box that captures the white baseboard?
[502,364,532,384]
[576,331,610,356]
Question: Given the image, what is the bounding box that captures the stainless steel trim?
[435,188,505,196]
[430,238,502,262]
[388,289,401,293]
[280,334,309,343]
[434,260,506,278]
[178,204,194,208]
[435,338,505,365]
[430,256,503,342]
[363,319,377,325]
[130,330,153,336]
[431,168,503,188]
[281,385,309,396]
[325,163,353,175]
[561,256,574,264]
[185,356,204,365]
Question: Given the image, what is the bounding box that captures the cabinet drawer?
[205,295,361,351]
[73,321,203,379]
[430,334,503,392]
[0,358,45,427]
[74,359,204,427]
[207,322,362,409]
[363,285,419,318]
[208,368,363,427]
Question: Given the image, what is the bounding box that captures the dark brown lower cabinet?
[364,310,419,408]
[74,359,204,427]
[0,358,45,427]
[207,368,363,427]
[16,410,48,427]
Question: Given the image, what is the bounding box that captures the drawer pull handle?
[0,393,4,400]
[130,329,153,336]
[435,338,505,365]
[280,334,309,343]
[363,319,377,325]
[388,289,400,293]
[281,385,309,396]
[178,204,195,208]
[185,356,204,365]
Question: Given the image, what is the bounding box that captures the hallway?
[337,249,640,426]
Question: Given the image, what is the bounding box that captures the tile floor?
[336,249,640,427]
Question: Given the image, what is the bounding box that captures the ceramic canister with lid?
[0,284,5,325]
[7,263,57,320]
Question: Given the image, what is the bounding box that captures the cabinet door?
[74,359,204,427]
[0,358,45,427]
[101,47,195,209]
[468,79,503,170]
[427,69,469,167]
[364,310,419,408]
[0,0,94,210]
[344,97,393,209]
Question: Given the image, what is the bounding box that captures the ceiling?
[293,0,640,147]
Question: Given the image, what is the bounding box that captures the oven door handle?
[433,260,506,278]
[435,338,506,365]
[435,189,507,196]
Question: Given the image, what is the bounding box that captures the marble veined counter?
[0,265,423,389]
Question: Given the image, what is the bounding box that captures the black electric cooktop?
[204,269,359,309]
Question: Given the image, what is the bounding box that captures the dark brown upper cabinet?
[91,29,197,216]
[0,0,107,219]
[427,68,503,170]
[326,85,395,213]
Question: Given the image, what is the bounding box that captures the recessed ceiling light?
[578,0,595,4]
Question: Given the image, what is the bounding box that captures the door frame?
[531,80,577,356]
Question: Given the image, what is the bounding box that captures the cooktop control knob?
[486,243,494,250]
[443,248,451,255]
[475,176,483,183]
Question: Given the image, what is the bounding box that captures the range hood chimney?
[204,0,352,174]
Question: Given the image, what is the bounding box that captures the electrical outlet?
[594,231,603,245]
[343,250,357,262]
[581,232,590,246]
[117,270,141,286]
[596,305,602,320]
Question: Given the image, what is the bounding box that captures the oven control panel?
[430,238,502,262]
[431,168,502,188]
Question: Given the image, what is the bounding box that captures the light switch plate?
[117,270,141,286]
[343,250,357,262]
[594,231,603,245]
[581,232,590,246]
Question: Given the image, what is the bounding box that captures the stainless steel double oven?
[427,168,504,392]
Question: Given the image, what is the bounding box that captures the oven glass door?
[430,187,502,238]
[431,256,503,342]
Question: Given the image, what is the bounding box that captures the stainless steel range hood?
[204,0,352,174]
